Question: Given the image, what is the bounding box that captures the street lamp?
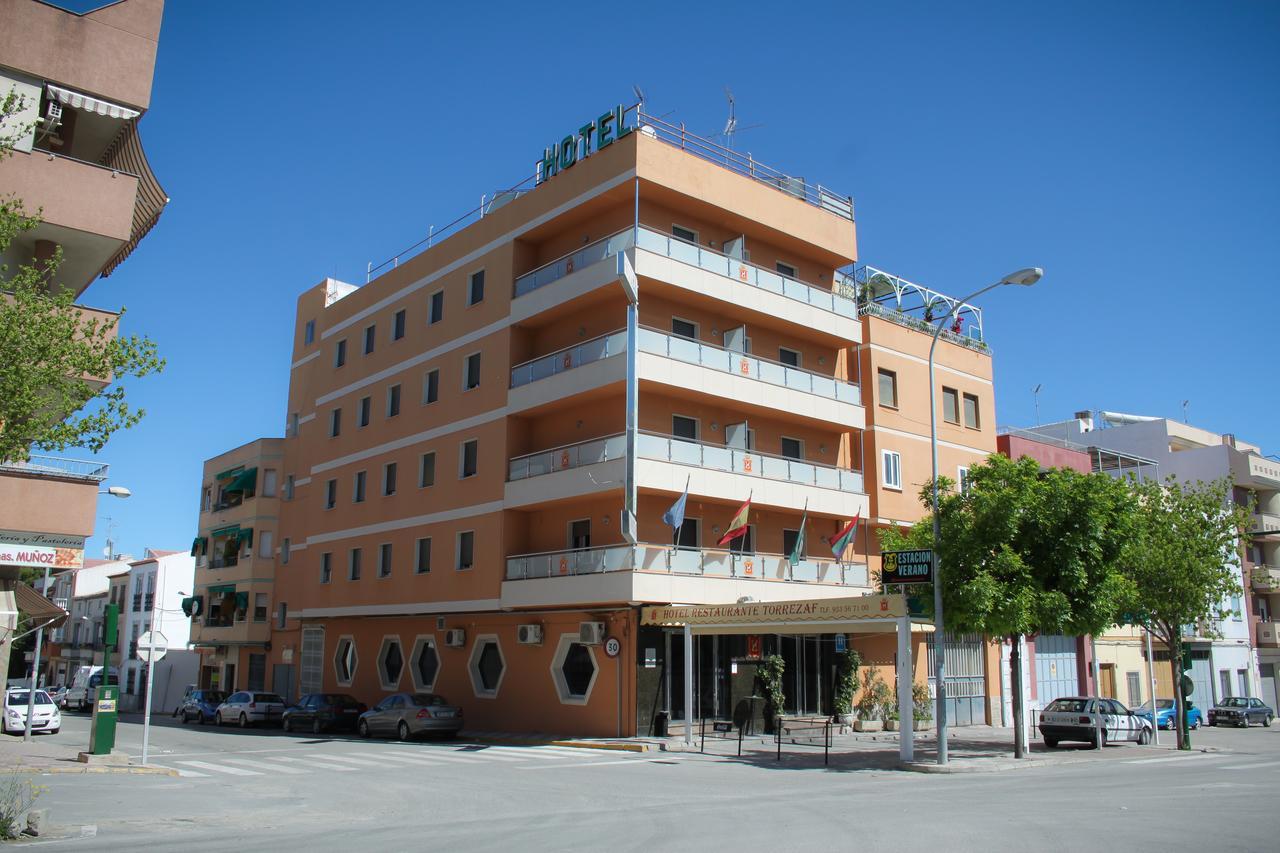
[928,268,1041,765]
[26,484,131,741]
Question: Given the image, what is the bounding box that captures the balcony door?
[724,325,747,353]
[725,421,751,450]
[569,519,590,550]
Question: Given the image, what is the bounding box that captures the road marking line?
[221,758,309,775]
[1217,760,1280,771]
[518,755,687,771]
[308,754,385,767]
[176,760,263,776]
[441,749,524,762]
[370,750,482,764]
[271,756,358,771]
[355,753,449,766]
[476,747,578,761]
[174,768,210,778]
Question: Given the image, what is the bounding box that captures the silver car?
[3,690,61,735]
[357,693,463,740]
[215,691,286,727]
[1038,696,1153,748]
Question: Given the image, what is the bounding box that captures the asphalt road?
[19,712,1280,851]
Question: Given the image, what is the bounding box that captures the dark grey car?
[1207,696,1274,727]
[357,693,463,740]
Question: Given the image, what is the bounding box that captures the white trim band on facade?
[291,350,322,370]
[309,406,508,475]
[872,423,992,456]
[298,413,316,425]
[320,169,638,340]
[866,343,993,385]
[294,477,312,487]
[304,500,505,546]
[293,598,503,619]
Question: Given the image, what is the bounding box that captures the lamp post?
[25,484,131,741]
[928,268,1041,765]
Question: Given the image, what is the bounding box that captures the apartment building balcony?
[512,227,861,342]
[1252,566,1280,593]
[506,432,866,516]
[508,331,627,415]
[191,621,271,647]
[1252,512,1280,536]
[1229,447,1280,491]
[502,543,870,609]
[1258,622,1280,649]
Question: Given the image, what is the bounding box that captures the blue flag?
[662,478,690,530]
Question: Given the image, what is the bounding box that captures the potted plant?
[832,649,862,726]
[853,668,891,732]
[755,654,785,733]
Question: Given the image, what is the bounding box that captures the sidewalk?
[0,735,175,776]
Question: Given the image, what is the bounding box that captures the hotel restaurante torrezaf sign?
[642,595,906,628]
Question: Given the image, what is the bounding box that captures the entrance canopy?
[641,594,929,636]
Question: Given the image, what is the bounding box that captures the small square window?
[456,531,475,570]
[254,593,268,622]
[334,339,347,368]
[379,543,393,578]
[942,387,959,424]
[468,270,485,306]
[963,393,981,429]
[424,369,439,404]
[387,384,401,418]
[672,224,697,244]
[420,452,436,487]
[429,291,444,325]
[304,320,315,345]
[672,415,698,441]
[325,479,337,509]
[320,552,332,584]
[878,369,898,409]
[358,396,371,428]
[393,309,406,341]
[363,324,376,355]
[780,437,804,460]
[383,462,397,496]
[460,439,478,478]
[349,548,362,581]
[778,347,801,368]
[883,450,902,490]
[353,470,367,503]
[672,317,698,340]
[776,261,797,279]
[416,537,432,574]
[330,408,342,437]
[464,353,481,390]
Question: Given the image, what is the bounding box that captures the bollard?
[776,716,782,761]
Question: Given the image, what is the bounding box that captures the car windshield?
[7,692,51,706]
[1045,698,1088,713]
[202,692,227,703]
[410,694,449,707]
[255,693,284,703]
[1155,699,1174,710]
[1225,698,1245,707]
[322,694,357,705]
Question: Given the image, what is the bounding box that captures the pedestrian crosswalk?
[162,744,651,779]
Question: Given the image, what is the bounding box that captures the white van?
[63,666,119,711]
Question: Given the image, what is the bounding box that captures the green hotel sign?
[536,104,633,185]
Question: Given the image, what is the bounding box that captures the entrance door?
[569,519,590,550]
[1099,664,1116,699]
[223,663,236,693]
[1034,635,1079,706]
[272,664,296,705]
[1261,664,1278,712]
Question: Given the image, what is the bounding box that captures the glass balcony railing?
[505,543,869,587]
[514,231,636,298]
[637,327,861,406]
[509,434,627,481]
[510,330,627,388]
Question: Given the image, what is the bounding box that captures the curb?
[3,764,178,777]
[898,758,1055,774]
[462,734,651,753]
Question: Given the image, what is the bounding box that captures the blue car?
[177,689,228,724]
[1135,698,1202,731]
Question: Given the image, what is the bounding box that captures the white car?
[214,691,286,727]
[3,690,61,735]
[1038,696,1153,748]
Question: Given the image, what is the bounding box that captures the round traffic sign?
[136,630,169,663]
[603,637,621,658]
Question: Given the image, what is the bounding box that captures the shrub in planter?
[755,654,785,732]
[832,649,862,723]
[854,668,891,723]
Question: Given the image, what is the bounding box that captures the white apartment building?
[119,550,196,711]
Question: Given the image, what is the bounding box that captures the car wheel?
[1191,719,1200,731]
[1265,715,1273,728]
[1138,727,1151,745]
[199,712,208,725]
[283,717,292,733]
[239,713,249,728]
[1091,727,1106,750]
[180,710,189,725]
[48,728,58,735]
[215,711,224,726]
[1044,737,1058,749]
[397,721,410,741]
[358,719,370,739]
[312,719,322,736]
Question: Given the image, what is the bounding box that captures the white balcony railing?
[505,543,869,587]
[1251,566,1280,592]
[509,434,627,481]
[1253,512,1280,534]
[637,327,861,405]
[514,230,636,298]
[510,330,626,388]
[0,454,109,482]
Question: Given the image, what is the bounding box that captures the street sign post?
[881,549,934,586]
[137,630,168,765]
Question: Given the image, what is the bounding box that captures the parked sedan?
[1134,698,1203,731]
[177,690,228,725]
[1208,696,1274,728]
[357,693,463,741]
[2,690,61,735]
[1038,696,1153,748]
[215,691,286,727]
[283,693,367,734]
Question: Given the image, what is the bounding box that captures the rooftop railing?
[0,454,109,482]
[505,543,869,587]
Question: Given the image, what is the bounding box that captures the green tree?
[1120,476,1249,750]
[0,89,163,463]
[882,454,1137,757]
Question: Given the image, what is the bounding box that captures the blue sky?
[61,1,1279,559]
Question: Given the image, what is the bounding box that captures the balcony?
[1258,622,1280,649]
[1253,512,1280,535]
[510,330,627,388]
[0,454,109,483]
[502,544,870,609]
[1252,566,1280,593]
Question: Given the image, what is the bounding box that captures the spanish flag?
[717,495,752,546]
[830,511,860,560]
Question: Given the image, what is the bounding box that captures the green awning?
[207,584,236,597]
[234,591,249,610]
[189,536,208,556]
[224,467,258,494]
[213,466,243,481]
[236,528,254,547]
[211,525,240,538]
[181,596,204,617]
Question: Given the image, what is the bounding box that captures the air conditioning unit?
[42,100,62,129]
[579,621,606,645]
[517,624,543,645]
[445,628,466,648]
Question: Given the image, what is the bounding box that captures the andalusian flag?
[788,503,809,566]
[830,511,860,560]
[717,494,752,546]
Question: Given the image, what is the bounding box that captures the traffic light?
[103,603,119,649]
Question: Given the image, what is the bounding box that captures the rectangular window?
[671,317,698,340]
[460,439,478,478]
[289,413,299,437]
[780,437,804,460]
[963,393,981,429]
[393,309,406,341]
[258,530,274,559]
[420,452,436,487]
[1238,670,1249,697]
[416,537,432,573]
[883,450,902,490]
[320,552,332,584]
[569,519,591,550]
[1126,671,1142,708]
[277,602,288,630]
[348,548,362,581]
[429,290,444,325]
[468,270,485,305]
[254,593,268,623]
[1232,594,1242,621]
[325,479,337,509]
[330,408,342,437]
[1220,670,1231,701]
[958,466,971,493]
[261,469,278,497]
[424,369,439,404]
[383,462,397,496]
[379,543,393,578]
[285,474,294,500]
[878,369,898,408]
[672,415,698,441]
[782,528,805,561]
[456,531,475,570]
[778,347,801,368]
[358,396,371,428]
[334,339,347,368]
[353,471,367,503]
[281,538,291,565]
[942,387,959,424]
[776,261,797,278]
[672,224,697,244]
[464,353,481,390]
[363,324,376,355]
[304,320,315,345]
[676,518,700,549]
[386,383,401,417]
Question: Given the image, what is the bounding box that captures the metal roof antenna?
[710,86,764,151]
[632,84,645,114]
[1181,399,1190,424]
